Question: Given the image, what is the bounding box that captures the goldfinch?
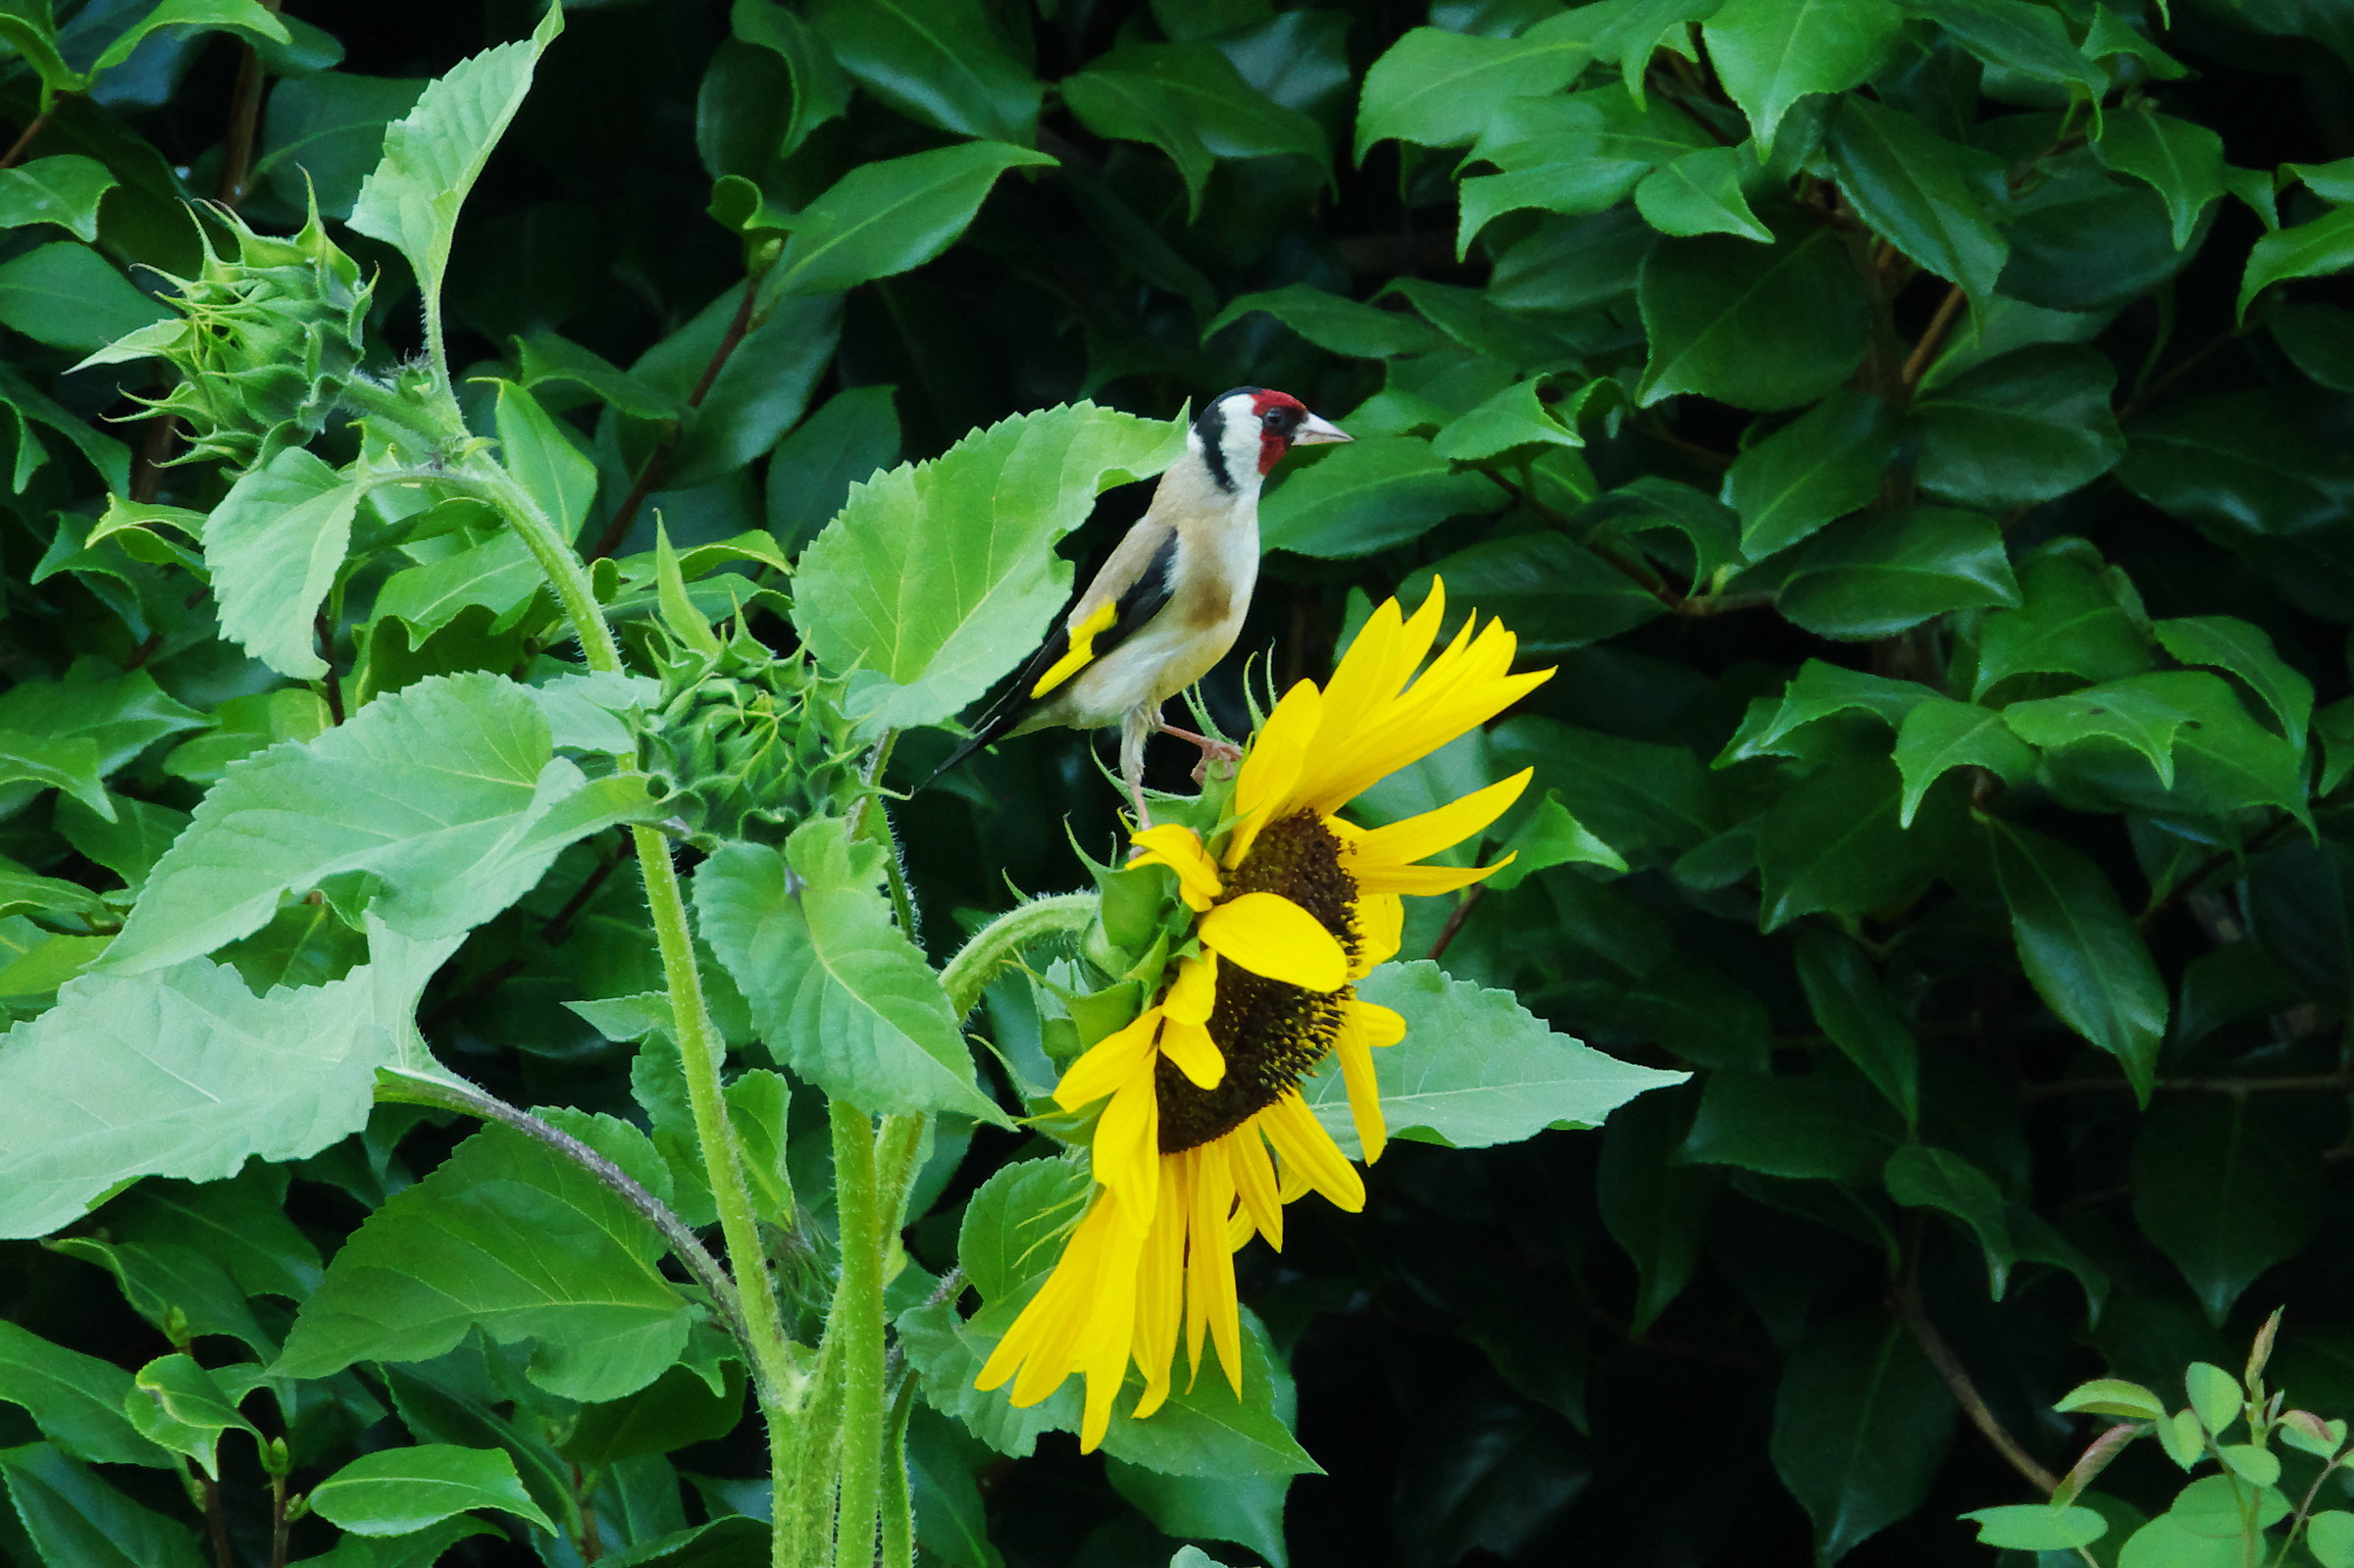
[936,386,1350,821]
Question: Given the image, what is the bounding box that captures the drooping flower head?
[976,581,1554,1448]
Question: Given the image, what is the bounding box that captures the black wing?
[927,531,1180,784]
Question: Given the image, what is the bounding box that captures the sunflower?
[974,581,1555,1449]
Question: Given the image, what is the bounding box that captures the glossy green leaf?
[1304,961,1684,1155]
[2240,203,2354,319]
[87,0,288,76]
[1679,1065,1903,1183]
[767,385,901,555]
[1961,1503,2109,1551]
[694,821,1006,1124]
[2036,671,2311,825]
[1719,660,1928,763]
[2002,682,2195,787]
[253,73,429,220]
[1638,227,1873,410]
[0,155,114,240]
[1914,0,2106,95]
[1723,390,1898,557]
[0,921,453,1239]
[0,241,169,352]
[0,1324,165,1467]
[1971,538,2152,697]
[1777,506,2021,639]
[310,1443,555,1537]
[807,0,1040,145]
[347,7,562,343]
[2097,107,2227,249]
[1431,378,1581,460]
[1403,531,1664,653]
[1769,1315,1954,1566]
[2056,1378,2167,1421]
[1703,0,1904,151]
[2133,1096,2327,1323]
[1985,817,2166,1098]
[1913,345,2124,507]
[2312,1511,2354,1568]
[1597,1087,1717,1334]
[1354,19,1599,160]
[791,401,1181,730]
[1795,927,1919,1127]
[0,1443,205,1568]
[108,673,652,973]
[1634,144,1771,241]
[1885,1145,2015,1293]
[731,0,850,159]
[1752,734,1962,929]
[124,1353,258,1478]
[772,142,1056,299]
[1891,698,2035,826]
[1259,434,1497,559]
[277,1124,692,1402]
[1825,94,2007,306]
[1204,282,1451,359]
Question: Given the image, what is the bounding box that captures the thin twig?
[1896,1245,2061,1495]
[1900,284,1968,391]
[1426,885,1486,962]
[0,110,51,173]
[586,276,760,561]
[2118,326,2244,426]
[213,0,283,208]
[195,1466,234,1568]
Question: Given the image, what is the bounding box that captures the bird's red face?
[1247,388,1351,475]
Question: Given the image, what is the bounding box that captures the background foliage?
[2,0,2354,1564]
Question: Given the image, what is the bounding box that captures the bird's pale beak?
[1293,411,1351,445]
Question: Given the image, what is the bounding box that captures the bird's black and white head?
[1188,386,1350,496]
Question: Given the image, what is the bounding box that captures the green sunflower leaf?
[1305,960,1684,1154]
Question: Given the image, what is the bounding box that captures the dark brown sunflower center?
[1156,812,1359,1153]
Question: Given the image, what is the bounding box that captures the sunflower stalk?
[826,1098,889,1566]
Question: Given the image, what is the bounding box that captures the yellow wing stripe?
[1030,601,1119,698]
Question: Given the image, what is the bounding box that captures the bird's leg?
[1158,721,1242,785]
[1120,707,1153,827]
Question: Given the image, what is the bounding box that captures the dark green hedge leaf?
[0,1324,166,1467]
[1768,1314,1954,1566]
[2095,106,2227,250]
[1884,1145,2016,1295]
[1597,1085,1717,1334]
[1638,227,1873,410]
[1971,538,2153,697]
[0,1443,205,1568]
[1259,435,1496,559]
[1753,735,1962,928]
[2152,616,2314,745]
[2131,1097,2328,1324]
[771,142,1057,299]
[1794,927,1919,1127]
[1704,0,1904,151]
[767,385,901,555]
[1723,390,1899,558]
[254,73,427,220]
[1777,506,2020,639]
[1718,660,1927,765]
[310,1443,555,1537]
[2033,671,2310,826]
[0,241,169,351]
[1985,818,2166,1097]
[1891,698,2035,826]
[1912,345,2124,507]
[2000,154,2194,312]
[277,1125,692,1403]
[1634,143,1770,242]
[1353,18,1598,160]
[2240,203,2354,320]
[1912,0,2105,96]
[0,155,115,240]
[1824,95,2007,307]
[1403,531,1664,654]
[732,0,850,159]
[807,0,1040,145]
[1203,282,1451,359]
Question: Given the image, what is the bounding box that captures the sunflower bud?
[640,629,869,849]
[79,194,371,470]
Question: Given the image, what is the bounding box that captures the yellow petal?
[1227,1125,1284,1250]
[1182,1145,1234,1377]
[1350,855,1515,897]
[1070,1198,1147,1452]
[1352,999,1407,1047]
[1163,952,1218,1025]
[1092,1078,1161,1231]
[1352,769,1532,869]
[1352,893,1404,977]
[1258,1090,1365,1213]
[1335,1022,1388,1166]
[1198,892,1349,991]
[1156,1014,1225,1089]
[1130,1156,1186,1419]
[1227,682,1322,864]
[1128,825,1222,912]
[1054,1010,1161,1111]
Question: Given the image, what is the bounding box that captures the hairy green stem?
[880,1376,918,1568]
[828,1098,888,1566]
[940,892,1100,1018]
